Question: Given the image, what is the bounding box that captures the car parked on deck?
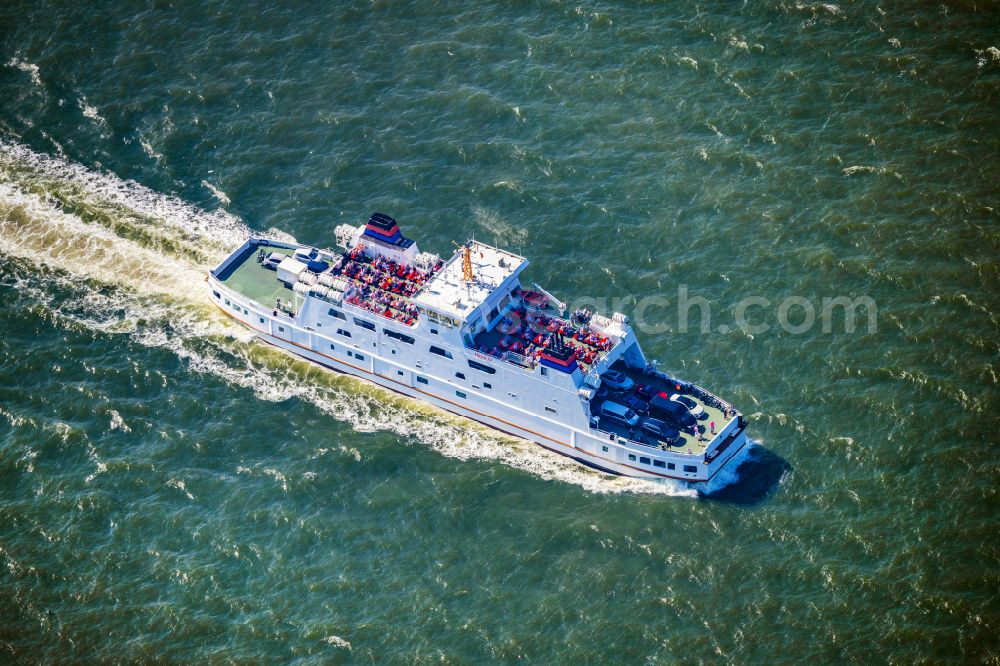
[600,400,641,427]
[632,383,656,400]
[615,393,650,415]
[640,417,680,445]
[670,393,705,419]
[601,370,634,391]
[649,393,697,428]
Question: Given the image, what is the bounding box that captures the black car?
[640,417,680,444]
[649,393,697,428]
[614,392,650,415]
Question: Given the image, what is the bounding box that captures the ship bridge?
[412,241,526,323]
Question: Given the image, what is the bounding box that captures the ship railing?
[502,350,536,368]
[704,424,744,463]
[590,426,619,442]
[519,304,619,343]
[632,439,680,453]
[648,367,737,416]
[589,423,700,456]
[632,439,702,456]
[502,308,618,370]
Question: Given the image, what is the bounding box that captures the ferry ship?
[207,213,749,483]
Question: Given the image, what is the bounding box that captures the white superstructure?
[207,214,750,483]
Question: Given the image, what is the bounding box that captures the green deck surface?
[221,246,295,308]
[607,365,734,453]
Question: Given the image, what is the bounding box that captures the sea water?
[1,1,997,662]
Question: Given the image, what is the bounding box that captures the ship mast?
[453,241,474,282]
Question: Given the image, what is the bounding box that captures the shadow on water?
[700,446,791,505]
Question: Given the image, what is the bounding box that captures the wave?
[6,58,43,88]
[0,138,255,254]
[699,440,758,495]
[77,96,106,125]
[0,140,730,497]
[201,180,231,206]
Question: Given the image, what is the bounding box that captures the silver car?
[670,393,705,419]
[601,370,635,391]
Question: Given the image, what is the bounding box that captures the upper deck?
[215,242,296,310]
[413,241,526,320]
[470,297,621,374]
[214,234,443,327]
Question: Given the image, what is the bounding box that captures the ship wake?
[0,141,738,497]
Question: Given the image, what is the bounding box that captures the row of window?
[221,295,251,317]
[450,371,495,391]
[220,292,508,395]
[326,310,504,382]
[385,329,414,345]
[606,448,699,473]
[329,308,454,358]
[218,291,560,424]
[223,296,424,352]
[323,341,365,362]
[467,359,496,375]
[628,453,688,472]
[221,294,368,364]
[417,307,461,328]
[416,375,493,392]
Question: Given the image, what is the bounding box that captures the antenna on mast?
[452,240,474,282]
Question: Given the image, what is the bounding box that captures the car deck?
[591,362,736,455]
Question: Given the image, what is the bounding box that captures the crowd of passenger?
[473,305,616,370]
[335,248,443,324]
[344,288,419,325]
[340,247,440,298]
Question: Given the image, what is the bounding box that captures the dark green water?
[1,1,998,662]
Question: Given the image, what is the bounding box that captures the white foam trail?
[700,440,759,495]
[108,410,131,433]
[201,180,231,206]
[0,181,208,302]
[842,164,902,180]
[6,58,43,88]
[78,96,105,124]
[322,636,351,649]
[0,141,725,496]
[0,139,255,252]
[139,137,163,162]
